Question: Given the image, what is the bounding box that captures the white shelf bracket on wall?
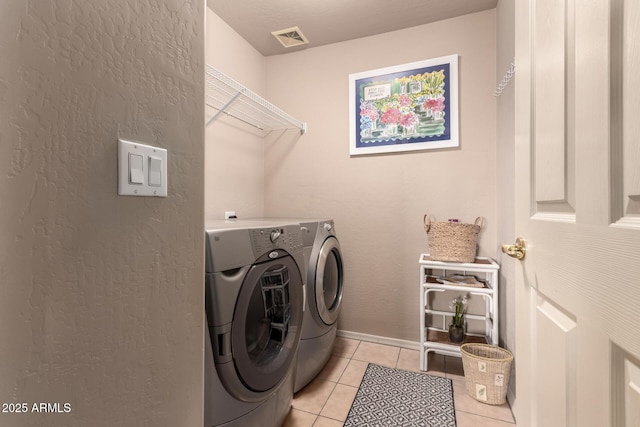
[205,64,307,135]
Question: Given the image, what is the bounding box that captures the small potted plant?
[449,295,468,343]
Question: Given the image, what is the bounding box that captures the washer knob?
[270,229,281,242]
[323,223,332,232]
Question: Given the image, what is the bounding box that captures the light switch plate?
[118,138,168,197]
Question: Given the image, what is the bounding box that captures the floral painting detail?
[349,55,459,155]
[359,69,447,141]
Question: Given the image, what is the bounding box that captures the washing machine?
[204,220,305,427]
[252,218,345,392]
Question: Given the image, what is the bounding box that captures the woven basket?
[460,343,513,405]
[423,215,483,263]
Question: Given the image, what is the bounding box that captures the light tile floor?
[283,337,516,427]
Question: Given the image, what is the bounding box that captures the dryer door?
[315,236,344,325]
[229,251,303,396]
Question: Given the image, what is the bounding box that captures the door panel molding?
[612,0,640,226]
[532,0,576,214]
[612,344,640,426]
[532,211,576,223]
[534,295,577,427]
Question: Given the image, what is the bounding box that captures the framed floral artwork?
[349,55,459,155]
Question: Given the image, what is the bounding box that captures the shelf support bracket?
[206,91,243,127]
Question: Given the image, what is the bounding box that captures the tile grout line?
[455,408,516,425]
[314,344,358,423]
[312,379,338,419]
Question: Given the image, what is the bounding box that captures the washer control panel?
[249,224,303,256]
[270,229,282,243]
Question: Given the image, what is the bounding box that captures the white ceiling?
[207,0,499,57]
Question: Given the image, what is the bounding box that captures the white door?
[513,0,640,426]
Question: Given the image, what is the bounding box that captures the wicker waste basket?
[460,343,513,405]
[423,215,483,263]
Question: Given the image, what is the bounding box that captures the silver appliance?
[251,218,344,392]
[294,219,344,392]
[204,220,304,426]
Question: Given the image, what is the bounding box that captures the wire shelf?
[205,65,306,135]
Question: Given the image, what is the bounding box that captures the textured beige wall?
[204,10,268,222]
[0,1,204,426]
[496,0,517,405]
[264,11,498,342]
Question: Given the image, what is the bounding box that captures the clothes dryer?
[204,220,305,427]
[294,219,344,392]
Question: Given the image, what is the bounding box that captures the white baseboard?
[337,329,421,351]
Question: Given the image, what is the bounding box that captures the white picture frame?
[349,55,459,156]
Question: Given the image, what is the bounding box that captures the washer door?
[315,236,344,325]
[229,251,303,395]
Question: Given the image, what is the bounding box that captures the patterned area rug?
[344,364,456,427]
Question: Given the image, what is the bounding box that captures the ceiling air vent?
[271,26,309,48]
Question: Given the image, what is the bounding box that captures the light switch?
[148,156,162,187]
[118,138,168,197]
[129,153,144,184]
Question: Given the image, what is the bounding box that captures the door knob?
[502,237,526,260]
